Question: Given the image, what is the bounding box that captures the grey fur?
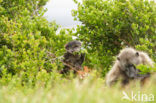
[106,48,154,86]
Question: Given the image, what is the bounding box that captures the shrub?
[0,0,72,84]
[72,0,156,74]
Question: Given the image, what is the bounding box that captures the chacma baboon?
[60,40,85,74]
[106,48,154,86]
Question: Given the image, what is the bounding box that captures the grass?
[0,71,156,103]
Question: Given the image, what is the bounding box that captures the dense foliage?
[72,0,156,73]
[0,0,156,102]
[0,0,72,85]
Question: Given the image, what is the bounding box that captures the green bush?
[137,64,156,75]
[72,0,156,74]
[0,0,72,84]
[0,0,155,85]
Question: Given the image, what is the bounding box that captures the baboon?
[106,48,154,86]
[60,40,85,74]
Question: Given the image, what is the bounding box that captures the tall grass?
[0,71,156,103]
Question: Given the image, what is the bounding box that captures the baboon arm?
[80,53,85,64]
[140,52,154,67]
[106,64,121,86]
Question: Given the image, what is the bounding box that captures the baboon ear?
[135,52,139,56]
[117,57,120,61]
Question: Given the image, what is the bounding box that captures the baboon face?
[65,41,81,53]
[117,48,142,71]
[124,64,139,78]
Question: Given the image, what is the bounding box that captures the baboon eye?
[135,52,139,56]
[117,57,120,61]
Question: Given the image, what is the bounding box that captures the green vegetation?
[0,74,156,103]
[72,0,156,73]
[0,0,156,102]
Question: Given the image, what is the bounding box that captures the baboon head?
[117,48,142,71]
[65,40,81,53]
